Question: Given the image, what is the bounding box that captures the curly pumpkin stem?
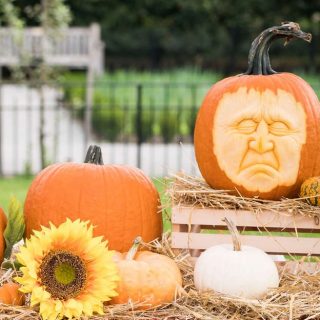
[84,145,104,165]
[125,236,142,260]
[244,22,311,75]
[222,218,241,251]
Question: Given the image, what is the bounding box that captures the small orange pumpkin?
[0,208,7,263]
[24,145,163,252]
[111,237,182,309]
[0,283,25,305]
[194,22,320,200]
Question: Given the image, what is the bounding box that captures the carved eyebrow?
[229,110,261,126]
[264,109,297,129]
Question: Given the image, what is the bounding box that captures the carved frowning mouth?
[240,162,278,172]
[239,153,280,174]
[241,164,279,180]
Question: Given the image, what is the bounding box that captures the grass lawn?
[60,69,320,103]
[61,69,221,111]
[0,176,34,212]
[0,175,172,231]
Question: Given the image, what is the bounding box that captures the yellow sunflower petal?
[82,300,94,316]
[16,218,119,320]
[39,300,59,320]
[63,299,83,318]
[31,286,51,306]
[15,274,37,293]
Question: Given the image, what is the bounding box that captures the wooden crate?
[171,206,320,257]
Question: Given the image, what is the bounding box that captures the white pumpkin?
[194,218,280,299]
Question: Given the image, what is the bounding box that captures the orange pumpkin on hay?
[24,145,163,252]
[194,22,320,200]
[111,237,182,309]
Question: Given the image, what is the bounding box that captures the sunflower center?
[39,250,87,300]
[54,262,76,285]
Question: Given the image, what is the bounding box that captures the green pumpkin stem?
[125,236,142,260]
[223,218,241,251]
[84,145,104,165]
[244,22,311,75]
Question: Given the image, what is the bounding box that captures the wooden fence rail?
[0,23,104,75]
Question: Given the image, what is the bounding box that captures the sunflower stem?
[222,218,241,251]
[125,236,142,260]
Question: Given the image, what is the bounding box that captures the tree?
[37,0,71,168]
[0,0,71,169]
[11,0,320,72]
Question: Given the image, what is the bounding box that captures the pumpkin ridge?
[285,76,311,182]
[291,76,320,182]
[111,243,182,308]
[114,168,125,242]
[25,163,64,236]
[132,168,147,241]
[76,164,86,222]
[120,166,130,252]
[301,83,320,177]
[35,163,62,194]
[282,74,320,186]
[104,165,121,249]
[137,169,146,242]
[101,164,110,246]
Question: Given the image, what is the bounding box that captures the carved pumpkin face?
[214,84,307,194]
[194,23,320,199]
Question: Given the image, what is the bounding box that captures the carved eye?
[269,121,290,136]
[236,119,257,134]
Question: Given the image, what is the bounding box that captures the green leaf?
[3,196,25,259]
[1,259,23,270]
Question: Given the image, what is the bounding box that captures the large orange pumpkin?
[194,22,320,200]
[0,208,6,262]
[24,145,163,252]
[111,237,182,309]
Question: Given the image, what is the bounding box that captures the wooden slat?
[186,256,320,274]
[0,25,104,74]
[172,207,320,231]
[172,232,320,255]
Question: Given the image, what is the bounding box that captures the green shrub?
[63,85,85,108]
[135,110,155,142]
[92,106,124,142]
[159,110,177,143]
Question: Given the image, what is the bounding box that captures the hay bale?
[1,235,319,320]
[167,173,320,221]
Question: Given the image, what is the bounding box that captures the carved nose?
[249,121,274,153]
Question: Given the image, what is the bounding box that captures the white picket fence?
[0,85,198,177]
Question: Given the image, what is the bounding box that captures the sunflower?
[15,219,119,320]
